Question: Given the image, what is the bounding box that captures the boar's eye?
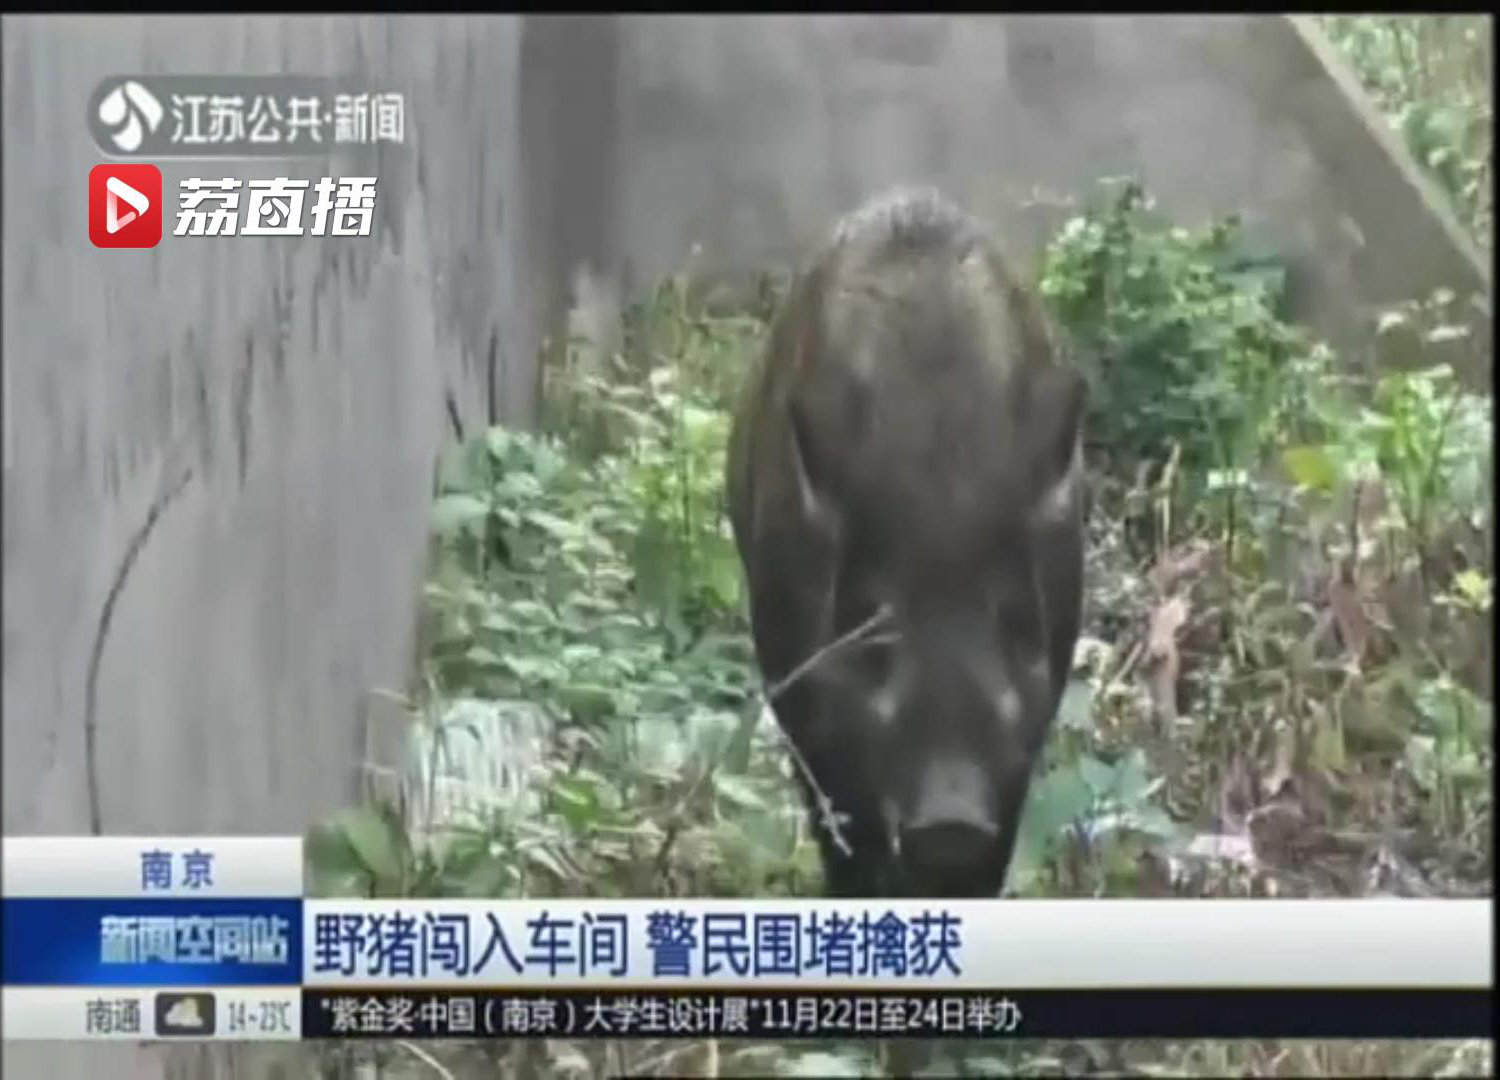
[858,633,898,688]
[996,603,1041,660]
[831,557,899,690]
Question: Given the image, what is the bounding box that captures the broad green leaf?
[435,440,488,493]
[634,716,688,775]
[1281,445,1340,491]
[479,611,518,634]
[458,856,515,899]
[1056,679,1096,732]
[526,510,583,542]
[1311,711,1347,772]
[507,600,554,624]
[521,844,573,884]
[431,494,490,536]
[1405,735,1438,792]
[558,683,616,723]
[1128,806,1180,841]
[463,645,506,670]
[304,820,365,881]
[1019,766,1094,850]
[559,643,605,667]
[713,773,765,811]
[1111,749,1154,806]
[333,807,406,885]
[484,427,512,461]
[686,708,741,761]
[1452,569,1492,611]
[307,870,369,899]
[722,703,762,776]
[1079,754,1115,794]
[631,517,681,619]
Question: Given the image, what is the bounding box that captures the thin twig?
[1155,442,1182,562]
[763,604,897,858]
[653,758,720,884]
[1413,383,1467,585]
[765,604,896,702]
[773,721,854,857]
[1099,639,1145,702]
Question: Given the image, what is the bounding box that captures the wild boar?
[726,187,1087,898]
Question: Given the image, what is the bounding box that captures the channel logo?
[96,79,165,153]
[89,164,162,248]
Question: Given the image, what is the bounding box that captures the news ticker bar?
[4,988,300,1041]
[3,895,1492,990]
[3,988,1491,1040]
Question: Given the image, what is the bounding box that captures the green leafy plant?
[1320,15,1493,246]
[1401,671,1493,840]
[543,272,766,643]
[1038,179,1313,484]
[1037,178,1332,582]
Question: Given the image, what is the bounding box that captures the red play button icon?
[89,164,162,248]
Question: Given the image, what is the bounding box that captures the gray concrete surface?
[600,15,1489,381]
[1,14,1489,1080]
[2,14,530,1079]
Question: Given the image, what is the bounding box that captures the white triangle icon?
[105,176,149,235]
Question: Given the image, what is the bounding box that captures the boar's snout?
[901,818,999,876]
[897,752,1003,892]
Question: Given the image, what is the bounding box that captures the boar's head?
[727,188,1087,899]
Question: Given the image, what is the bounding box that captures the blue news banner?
[4,892,1492,1041]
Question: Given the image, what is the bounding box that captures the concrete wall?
[2,14,1488,1080]
[2,14,532,1079]
[598,15,1490,381]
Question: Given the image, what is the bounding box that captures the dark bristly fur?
[727,187,1088,898]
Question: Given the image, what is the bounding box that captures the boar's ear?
[1026,364,1088,510]
[788,398,839,534]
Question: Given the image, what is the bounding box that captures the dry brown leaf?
[1341,678,1415,754]
[1246,798,1310,868]
[1184,831,1257,866]
[1262,722,1299,799]
[1383,569,1434,648]
[1135,850,1176,897]
[1216,755,1260,833]
[1150,539,1216,595]
[1293,608,1336,673]
[1326,575,1371,665]
[1147,657,1179,722]
[1355,476,1389,531]
[1353,562,1398,638]
[1147,594,1190,657]
[1365,843,1434,898]
[1309,700,1349,773]
[1145,594,1189,722]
